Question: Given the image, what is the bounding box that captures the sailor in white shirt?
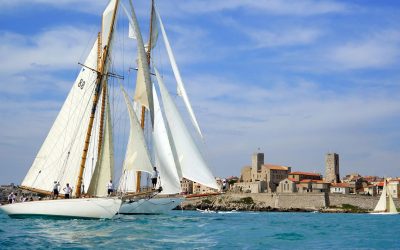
[63,183,72,199]
[151,167,159,189]
[107,180,114,196]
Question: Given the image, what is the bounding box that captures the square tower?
[251,152,264,181]
[325,153,340,183]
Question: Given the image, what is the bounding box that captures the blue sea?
[0,211,399,249]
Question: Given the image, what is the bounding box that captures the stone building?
[288,172,322,182]
[325,153,340,183]
[180,178,193,194]
[278,178,297,193]
[239,152,291,193]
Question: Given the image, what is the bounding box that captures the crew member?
[151,167,159,189]
[52,181,60,199]
[63,183,72,199]
[107,180,114,196]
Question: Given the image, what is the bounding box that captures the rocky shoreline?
[176,193,377,214]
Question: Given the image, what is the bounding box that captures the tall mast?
[136,0,155,193]
[75,0,119,197]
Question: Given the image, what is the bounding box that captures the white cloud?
[328,30,400,70]
[246,27,322,48]
[0,27,97,75]
[175,0,348,16]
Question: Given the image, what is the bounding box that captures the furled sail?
[123,1,154,126]
[119,86,154,192]
[154,6,203,138]
[87,91,114,197]
[155,67,219,190]
[21,0,118,194]
[152,85,181,194]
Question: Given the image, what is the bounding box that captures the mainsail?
[123,1,154,126]
[155,67,219,190]
[21,0,118,194]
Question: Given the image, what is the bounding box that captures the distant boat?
[370,179,399,215]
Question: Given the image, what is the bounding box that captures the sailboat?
[117,0,219,214]
[0,0,122,219]
[370,179,399,215]
[0,0,219,218]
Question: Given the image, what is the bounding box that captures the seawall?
[180,193,400,212]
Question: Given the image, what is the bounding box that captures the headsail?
[154,6,203,138]
[152,85,181,194]
[119,86,154,192]
[87,91,114,197]
[155,67,219,190]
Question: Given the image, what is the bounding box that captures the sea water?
[0,211,399,249]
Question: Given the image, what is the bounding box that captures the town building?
[330,183,351,194]
[288,172,322,182]
[325,153,340,183]
[180,178,193,194]
[388,179,400,198]
[237,152,291,193]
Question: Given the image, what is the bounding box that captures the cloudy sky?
[0,0,399,185]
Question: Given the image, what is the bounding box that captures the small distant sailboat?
[370,179,399,215]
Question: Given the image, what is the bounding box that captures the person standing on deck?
[52,181,60,199]
[63,183,72,199]
[151,167,159,189]
[107,180,114,196]
[7,192,15,204]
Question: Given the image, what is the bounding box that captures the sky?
[0,0,399,185]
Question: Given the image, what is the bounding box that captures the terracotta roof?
[300,179,329,184]
[376,182,384,187]
[287,178,297,182]
[289,171,321,177]
[331,183,350,188]
[262,164,289,171]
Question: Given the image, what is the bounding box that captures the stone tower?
[325,153,340,183]
[251,152,264,181]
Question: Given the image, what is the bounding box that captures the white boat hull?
[0,198,122,219]
[370,212,399,215]
[119,197,184,214]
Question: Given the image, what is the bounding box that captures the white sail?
[21,0,118,194]
[123,1,154,126]
[154,6,203,138]
[374,184,387,212]
[119,86,153,192]
[21,40,100,193]
[87,91,114,197]
[152,85,181,194]
[155,67,218,190]
[387,190,398,213]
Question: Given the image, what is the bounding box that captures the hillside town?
[179,152,399,199]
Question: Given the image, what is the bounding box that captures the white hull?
[119,197,184,214]
[370,212,399,215]
[0,198,122,219]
